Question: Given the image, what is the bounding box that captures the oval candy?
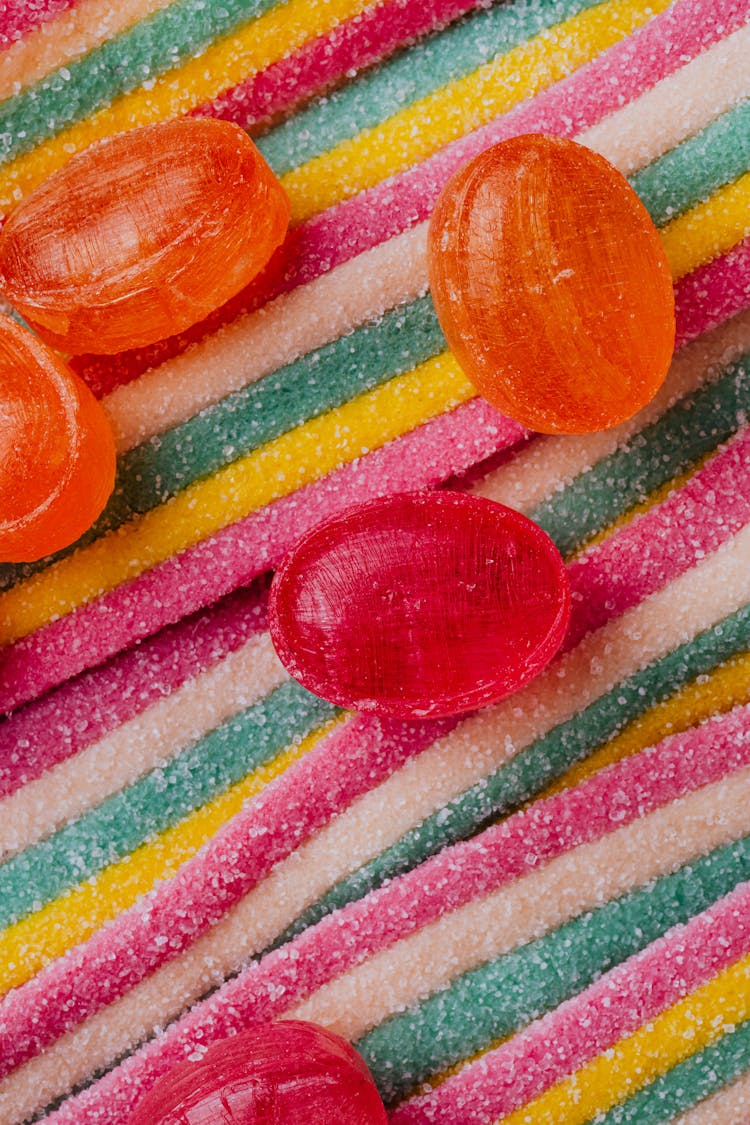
[0,315,116,562]
[127,1021,388,1125]
[0,118,290,355]
[269,491,571,719]
[428,134,676,434]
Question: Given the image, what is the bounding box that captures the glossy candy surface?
[127,1021,388,1125]
[0,118,290,355]
[269,491,571,718]
[0,315,115,562]
[428,133,676,434]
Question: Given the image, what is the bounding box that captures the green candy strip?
[598,1015,750,1123]
[631,97,750,227]
[274,601,750,945]
[0,0,279,166]
[257,0,604,175]
[0,682,337,929]
[532,351,750,557]
[355,834,750,1103]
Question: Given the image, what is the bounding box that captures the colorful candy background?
[0,0,750,1120]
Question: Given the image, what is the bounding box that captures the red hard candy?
[127,1021,388,1125]
[269,491,570,719]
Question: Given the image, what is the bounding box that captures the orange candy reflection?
[428,134,676,434]
[0,118,290,355]
[0,316,115,562]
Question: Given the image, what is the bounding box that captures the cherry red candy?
[269,491,570,718]
[127,1021,388,1125]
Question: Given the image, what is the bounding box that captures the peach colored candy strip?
[0,0,174,101]
[391,880,750,1125]
[4,484,750,1080]
[39,706,750,1125]
[474,305,750,513]
[0,632,285,859]
[291,765,750,1040]
[578,21,750,177]
[104,222,429,453]
[676,1072,750,1125]
[8,762,750,1125]
[103,32,749,454]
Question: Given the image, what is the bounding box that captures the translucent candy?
[269,491,571,718]
[428,134,676,434]
[0,118,289,354]
[0,314,115,562]
[126,1021,388,1125]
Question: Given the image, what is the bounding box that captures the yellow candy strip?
[662,168,750,279]
[0,0,376,212]
[0,718,340,996]
[281,0,669,223]
[499,951,750,1125]
[0,353,473,647]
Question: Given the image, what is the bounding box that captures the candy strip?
[2,472,748,1074]
[280,0,668,223]
[494,952,750,1125]
[662,170,750,279]
[357,836,750,1103]
[597,1017,750,1123]
[0,0,175,101]
[0,0,375,169]
[0,582,268,799]
[195,0,488,130]
[0,681,332,934]
[34,727,750,1125]
[72,0,745,400]
[630,96,750,227]
[577,25,750,177]
[0,719,339,997]
[676,236,750,342]
[8,764,750,1124]
[391,881,750,1124]
[0,399,517,714]
[256,0,607,175]
[0,632,284,858]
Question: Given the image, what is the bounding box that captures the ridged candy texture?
[0,118,290,354]
[428,133,676,434]
[269,490,571,718]
[126,1021,388,1125]
[0,314,115,562]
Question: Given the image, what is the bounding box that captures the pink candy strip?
[46,703,750,1124]
[564,425,750,652]
[391,876,750,1124]
[3,436,749,1073]
[0,403,523,715]
[675,236,750,348]
[195,0,483,129]
[72,0,748,395]
[0,581,268,799]
[0,0,76,48]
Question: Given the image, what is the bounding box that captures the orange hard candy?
[0,118,290,355]
[0,315,115,562]
[428,134,675,434]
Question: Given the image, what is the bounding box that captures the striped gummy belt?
[1,0,750,1121]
